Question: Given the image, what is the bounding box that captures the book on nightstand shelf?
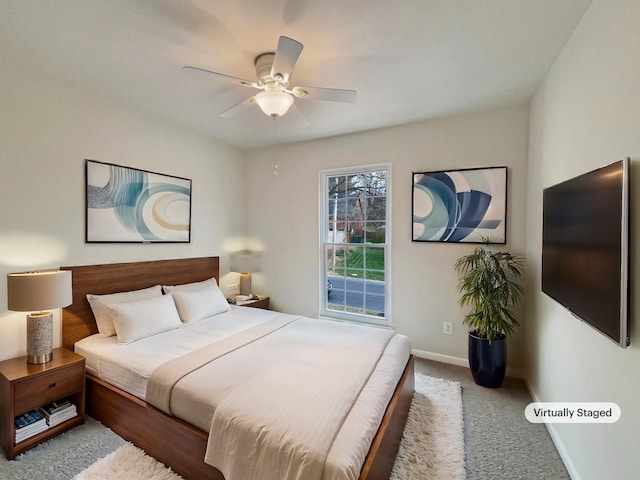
[39,399,78,427]
[14,410,48,443]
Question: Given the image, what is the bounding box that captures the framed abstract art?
[86,160,192,243]
[412,166,507,243]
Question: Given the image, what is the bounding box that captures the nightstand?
[0,347,85,459]
[239,295,270,310]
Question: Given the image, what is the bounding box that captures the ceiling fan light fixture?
[255,89,294,117]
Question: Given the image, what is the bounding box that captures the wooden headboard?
[61,257,220,350]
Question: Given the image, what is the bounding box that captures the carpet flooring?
[0,417,125,480]
[415,357,570,479]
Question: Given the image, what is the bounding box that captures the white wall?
[245,106,529,370]
[526,1,640,478]
[0,63,246,361]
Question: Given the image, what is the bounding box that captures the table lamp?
[7,270,72,364]
[230,252,260,295]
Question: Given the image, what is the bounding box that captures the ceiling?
[0,0,592,150]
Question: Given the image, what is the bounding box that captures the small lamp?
[230,252,260,295]
[7,270,72,364]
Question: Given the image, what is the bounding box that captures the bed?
[61,257,414,480]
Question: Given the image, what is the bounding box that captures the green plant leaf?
[454,238,525,341]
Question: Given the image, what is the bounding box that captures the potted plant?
[454,239,525,388]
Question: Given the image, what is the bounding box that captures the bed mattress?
[75,306,411,480]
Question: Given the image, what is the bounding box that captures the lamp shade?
[7,270,73,312]
[255,89,294,117]
[230,252,260,274]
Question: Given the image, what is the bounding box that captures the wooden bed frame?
[61,257,414,480]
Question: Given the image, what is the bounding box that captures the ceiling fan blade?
[292,85,357,103]
[182,66,259,89]
[219,96,257,118]
[270,36,303,84]
[285,103,310,128]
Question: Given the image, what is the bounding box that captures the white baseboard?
[412,349,468,368]
[411,348,525,379]
[524,379,580,480]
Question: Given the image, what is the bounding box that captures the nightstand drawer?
[14,363,84,414]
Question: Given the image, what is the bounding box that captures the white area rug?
[74,374,465,480]
[390,374,466,479]
[73,443,182,480]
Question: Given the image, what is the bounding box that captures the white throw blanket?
[203,318,394,480]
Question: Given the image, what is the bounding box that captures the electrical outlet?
[443,322,453,335]
[229,283,239,293]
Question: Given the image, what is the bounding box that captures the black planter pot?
[468,332,507,388]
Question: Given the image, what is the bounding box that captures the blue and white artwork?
[412,166,507,243]
[86,160,192,243]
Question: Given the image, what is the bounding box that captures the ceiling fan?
[183,36,357,120]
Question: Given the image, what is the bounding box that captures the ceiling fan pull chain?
[272,116,279,176]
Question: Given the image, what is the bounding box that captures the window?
[320,165,390,325]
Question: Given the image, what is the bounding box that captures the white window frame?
[319,164,392,326]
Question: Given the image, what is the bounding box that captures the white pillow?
[162,277,218,294]
[87,285,163,337]
[171,281,231,324]
[106,293,182,344]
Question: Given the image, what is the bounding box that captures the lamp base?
[26,312,53,365]
[27,352,53,365]
[239,272,252,295]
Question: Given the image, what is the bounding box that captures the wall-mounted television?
[542,158,630,347]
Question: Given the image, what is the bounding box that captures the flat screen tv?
[542,158,630,347]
